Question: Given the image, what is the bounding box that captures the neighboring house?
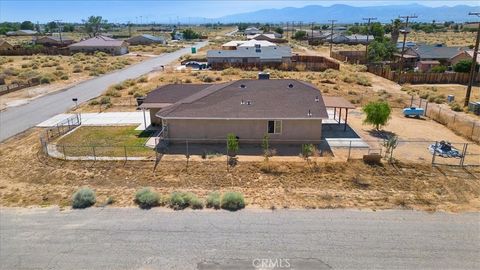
[34,36,74,47]
[126,34,166,45]
[396,41,417,49]
[142,78,328,143]
[244,27,263,35]
[207,41,292,67]
[6,30,38,36]
[331,34,374,45]
[0,40,14,51]
[450,50,480,66]
[403,44,466,65]
[221,40,247,50]
[68,35,128,55]
[246,33,286,43]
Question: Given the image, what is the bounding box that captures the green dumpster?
[191,47,196,54]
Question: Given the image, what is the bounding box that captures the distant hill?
[214,4,479,23]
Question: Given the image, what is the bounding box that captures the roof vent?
[288,83,294,88]
[246,100,253,105]
[240,84,246,88]
[240,99,245,105]
[315,96,319,102]
[307,109,312,117]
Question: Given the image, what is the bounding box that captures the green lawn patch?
[57,126,154,157]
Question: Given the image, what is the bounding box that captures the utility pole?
[328,19,337,55]
[399,15,418,71]
[54,20,63,44]
[362,17,376,62]
[464,12,480,107]
[311,22,314,43]
[286,22,289,39]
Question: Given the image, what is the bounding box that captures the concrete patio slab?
[37,112,151,130]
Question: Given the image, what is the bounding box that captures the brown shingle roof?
[157,79,329,119]
[69,35,125,48]
[143,84,213,105]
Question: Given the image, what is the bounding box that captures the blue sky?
[1,0,479,23]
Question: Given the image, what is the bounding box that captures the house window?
[267,120,282,134]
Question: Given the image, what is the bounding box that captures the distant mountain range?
[210,4,479,23]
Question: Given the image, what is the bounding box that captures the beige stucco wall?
[165,119,322,143]
[149,108,162,126]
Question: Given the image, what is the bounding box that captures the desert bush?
[89,100,100,105]
[356,75,372,86]
[221,192,245,211]
[169,192,204,210]
[450,102,463,112]
[100,96,111,105]
[72,187,96,209]
[60,75,69,80]
[3,68,19,76]
[221,67,240,76]
[113,83,124,90]
[184,78,192,83]
[137,76,148,83]
[135,187,160,209]
[40,75,54,84]
[106,88,121,97]
[133,92,142,98]
[206,192,221,209]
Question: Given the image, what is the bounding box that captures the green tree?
[83,16,107,37]
[367,39,397,62]
[293,30,306,40]
[389,19,402,45]
[430,65,447,73]
[273,27,283,35]
[362,101,392,130]
[370,22,385,41]
[45,21,58,33]
[453,59,477,73]
[182,28,200,40]
[20,21,34,30]
[227,133,239,157]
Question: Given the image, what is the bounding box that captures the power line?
[398,15,418,72]
[328,19,337,55]
[464,12,480,107]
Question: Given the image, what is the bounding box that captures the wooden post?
[460,143,468,167]
[92,146,96,161]
[347,140,352,160]
[344,108,348,131]
[63,145,67,160]
[124,146,127,161]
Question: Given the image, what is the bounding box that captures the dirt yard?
[0,128,479,212]
[0,53,148,110]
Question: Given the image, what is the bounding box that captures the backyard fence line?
[330,50,367,65]
[367,64,480,84]
[410,97,480,143]
[41,114,81,143]
[39,136,480,167]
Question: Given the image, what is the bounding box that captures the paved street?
[0,208,478,270]
[0,41,207,142]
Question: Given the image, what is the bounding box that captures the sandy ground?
[0,74,89,110]
[0,128,479,212]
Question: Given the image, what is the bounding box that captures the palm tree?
[390,19,402,45]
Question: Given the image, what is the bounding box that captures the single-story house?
[142,78,329,143]
[172,32,184,41]
[207,43,292,67]
[450,50,480,66]
[0,40,14,51]
[35,36,74,47]
[403,44,466,65]
[126,34,166,45]
[68,35,128,55]
[244,27,263,35]
[247,33,286,43]
[332,34,374,45]
[6,30,38,36]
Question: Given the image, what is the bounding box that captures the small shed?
[126,34,166,45]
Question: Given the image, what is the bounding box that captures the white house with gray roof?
[126,34,166,45]
[68,35,128,55]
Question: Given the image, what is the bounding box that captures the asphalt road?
[0,208,478,270]
[0,41,207,142]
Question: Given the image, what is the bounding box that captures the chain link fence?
[410,97,480,143]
